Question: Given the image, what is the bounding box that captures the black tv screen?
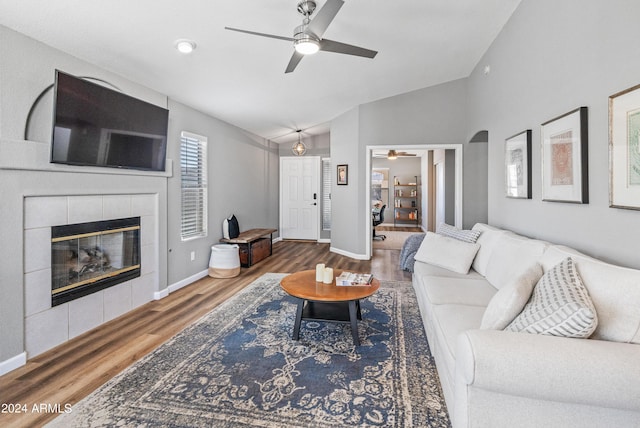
[51,70,169,171]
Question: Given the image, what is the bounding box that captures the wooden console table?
[220,228,277,267]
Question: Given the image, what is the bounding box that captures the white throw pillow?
[506,258,598,338]
[413,232,480,274]
[480,263,544,330]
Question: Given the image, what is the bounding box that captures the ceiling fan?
[373,150,418,159]
[225,0,378,73]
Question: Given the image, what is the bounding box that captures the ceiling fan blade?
[306,0,344,38]
[285,51,305,73]
[319,39,378,58]
[225,27,294,42]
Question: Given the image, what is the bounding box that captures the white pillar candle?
[315,264,325,282]
[323,267,334,284]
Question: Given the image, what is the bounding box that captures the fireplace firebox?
[51,217,141,306]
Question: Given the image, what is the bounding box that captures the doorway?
[365,144,463,260]
[279,156,321,240]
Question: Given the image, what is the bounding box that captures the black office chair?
[373,205,386,240]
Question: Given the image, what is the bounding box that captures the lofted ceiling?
[0,0,521,144]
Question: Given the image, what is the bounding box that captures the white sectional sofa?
[411,223,640,428]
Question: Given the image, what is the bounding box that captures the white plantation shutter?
[180,131,207,240]
[322,158,332,230]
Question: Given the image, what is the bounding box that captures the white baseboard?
[0,352,26,376]
[155,269,209,300]
[317,238,331,244]
[272,236,283,244]
[329,246,369,260]
[153,288,170,300]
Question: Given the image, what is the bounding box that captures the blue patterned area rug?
[48,273,450,427]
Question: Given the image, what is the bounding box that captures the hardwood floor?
[0,240,411,427]
[376,224,423,232]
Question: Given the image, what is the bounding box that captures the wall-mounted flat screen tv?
[51,70,169,172]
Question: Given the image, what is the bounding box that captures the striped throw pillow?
[436,222,481,243]
[506,258,598,338]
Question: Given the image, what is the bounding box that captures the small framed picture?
[609,83,640,210]
[505,130,532,199]
[337,164,348,185]
[541,107,589,203]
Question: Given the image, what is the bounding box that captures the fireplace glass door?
[51,217,140,306]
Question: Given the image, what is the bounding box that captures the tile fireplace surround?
[23,194,158,357]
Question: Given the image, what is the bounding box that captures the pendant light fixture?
[292,130,307,156]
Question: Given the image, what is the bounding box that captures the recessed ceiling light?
[175,39,196,54]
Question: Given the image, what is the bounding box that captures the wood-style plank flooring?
[0,240,411,427]
[376,224,423,232]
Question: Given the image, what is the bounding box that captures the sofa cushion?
[480,263,544,330]
[413,260,483,280]
[540,245,640,344]
[422,276,497,307]
[431,304,486,394]
[437,223,481,243]
[471,223,509,276]
[485,232,549,289]
[414,232,480,274]
[506,258,598,338]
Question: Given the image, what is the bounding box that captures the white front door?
[280,156,320,240]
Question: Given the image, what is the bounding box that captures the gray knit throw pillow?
[506,257,598,338]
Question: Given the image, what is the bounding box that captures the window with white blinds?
[180,131,208,241]
[322,158,332,230]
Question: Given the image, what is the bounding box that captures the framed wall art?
[609,83,640,210]
[505,130,532,199]
[541,107,589,203]
[337,164,348,185]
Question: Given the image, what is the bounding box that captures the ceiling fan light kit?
[293,27,320,55]
[225,0,377,73]
[373,150,418,159]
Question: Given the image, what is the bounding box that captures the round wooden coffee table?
[280,269,380,346]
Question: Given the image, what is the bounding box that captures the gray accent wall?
[278,132,330,158]
[466,0,640,269]
[166,101,279,285]
[330,78,487,257]
[330,107,363,256]
[445,150,456,226]
[0,25,279,364]
[0,25,170,364]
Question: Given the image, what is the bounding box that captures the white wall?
[467,0,640,269]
